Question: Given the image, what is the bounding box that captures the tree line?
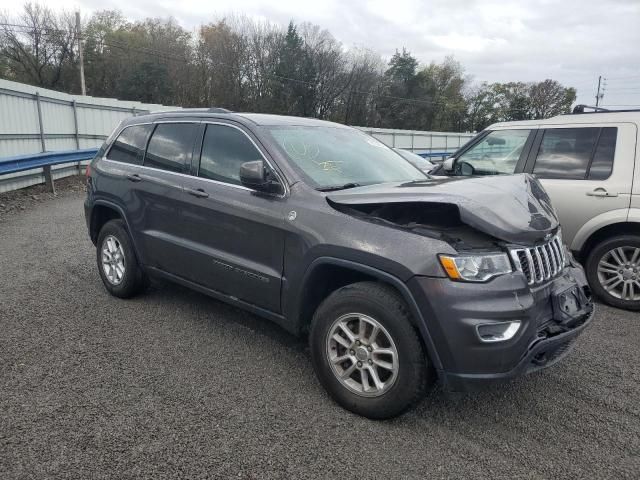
[1,3,577,132]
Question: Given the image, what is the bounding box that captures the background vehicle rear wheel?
[586,235,640,311]
[309,281,431,419]
[96,219,147,298]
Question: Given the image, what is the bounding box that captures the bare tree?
[529,79,576,119]
[0,3,77,90]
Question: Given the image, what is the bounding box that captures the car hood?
[326,174,559,245]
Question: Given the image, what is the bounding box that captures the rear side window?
[198,124,264,185]
[106,124,152,165]
[532,127,617,180]
[589,128,617,180]
[144,123,199,173]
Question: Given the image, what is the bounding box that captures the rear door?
[100,123,154,264]
[523,123,637,247]
[135,122,200,275]
[180,122,287,313]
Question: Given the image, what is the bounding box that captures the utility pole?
[595,75,603,107]
[76,11,86,96]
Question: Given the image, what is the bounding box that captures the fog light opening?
[477,321,521,343]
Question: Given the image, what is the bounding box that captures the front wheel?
[586,235,640,311]
[309,282,431,419]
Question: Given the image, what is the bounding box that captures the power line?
[2,23,471,109]
[600,87,640,92]
[605,75,640,81]
[0,22,580,115]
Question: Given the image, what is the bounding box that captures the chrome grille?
[510,235,566,285]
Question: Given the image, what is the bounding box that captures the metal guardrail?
[0,148,98,194]
[419,151,455,161]
[0,148,98,175]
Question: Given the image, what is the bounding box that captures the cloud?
[6,0,640,106]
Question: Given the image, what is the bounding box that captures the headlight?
[439,253,512,282]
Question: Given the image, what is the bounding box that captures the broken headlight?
[439,253,512,282]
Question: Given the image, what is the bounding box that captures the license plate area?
[551,284,590,324]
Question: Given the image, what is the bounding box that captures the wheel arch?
[575,218,640,262]
[89,201,142,263]
[90,201,124,243]
[293,257,443,371]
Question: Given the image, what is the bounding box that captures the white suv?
[441,106,640,310]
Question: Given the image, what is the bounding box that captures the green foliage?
[464,80,577,131]
[0,4,579,132]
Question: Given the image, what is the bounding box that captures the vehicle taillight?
[85,163,91,179]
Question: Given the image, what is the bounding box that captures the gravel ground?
[0,175,86,220]
[0,190,639,479]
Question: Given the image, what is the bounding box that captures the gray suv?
[85,110,594,419]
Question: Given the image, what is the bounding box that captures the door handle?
[586,188,618,198]
[127,174,142,183]
[186,187,209,198]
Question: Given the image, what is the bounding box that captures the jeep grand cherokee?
[85,110,594,419]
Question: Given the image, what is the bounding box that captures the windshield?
[267,126,426,189]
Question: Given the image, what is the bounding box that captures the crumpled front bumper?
[408,263,594,392]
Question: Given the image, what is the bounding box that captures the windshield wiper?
[317,183,362,192]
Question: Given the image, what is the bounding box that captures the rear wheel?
[309,282,431,419]
[96,219,147,298]
[586,235,640,311]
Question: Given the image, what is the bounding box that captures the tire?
[309,281,431,419]
[585,234,640,311]
[96,219,147,298]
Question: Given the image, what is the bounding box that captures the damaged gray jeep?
[85,111,595,419]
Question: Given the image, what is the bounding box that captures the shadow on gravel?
[132,275,541,418]
[141,278,308,354]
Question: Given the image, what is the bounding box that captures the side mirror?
[442,157,455,172]
[239,160,283,194]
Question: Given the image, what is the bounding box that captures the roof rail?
[150,107,233,115]
[572,104,610,114]
[570,104,640,115]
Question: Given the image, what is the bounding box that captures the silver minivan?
[440,107,640,310]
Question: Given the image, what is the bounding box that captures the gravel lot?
[1,184,639,479]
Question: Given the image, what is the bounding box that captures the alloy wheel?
[101,235,126,285]
[326,313,399,397]
[597,246,640,301]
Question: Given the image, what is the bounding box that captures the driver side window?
[457,129,532,175]
[199,124,264,185]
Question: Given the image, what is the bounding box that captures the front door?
[180,122,287,313]
[452,128,536,176]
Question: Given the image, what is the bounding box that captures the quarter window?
[199,124,264,185]
[532,127,617,180]
[107,124,152,165]
[144,123,198,173]
[589,128,617,180]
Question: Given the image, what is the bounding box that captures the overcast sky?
[3,0,640,107]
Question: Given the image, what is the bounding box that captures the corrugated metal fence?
[0,79,475,193]
[0,79,178,192]
[354,127,474,156]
